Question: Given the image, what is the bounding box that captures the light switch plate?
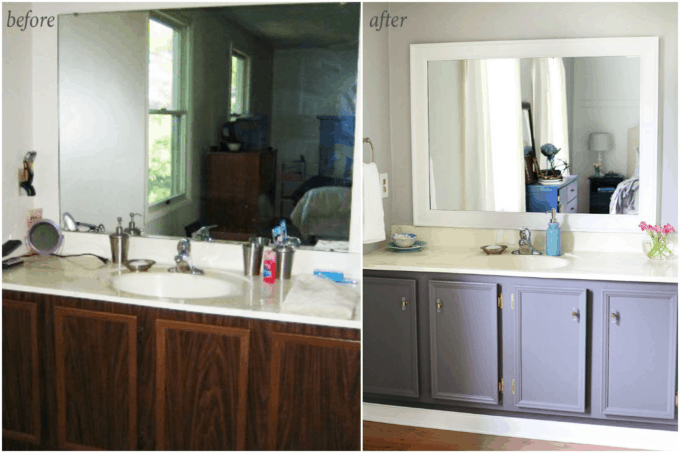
[380,173,389,198]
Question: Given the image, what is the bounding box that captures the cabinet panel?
[268,333,360,450]
[155,319,250,450]
[514,286,587,413]
[2,300,41,446]
[363,277,419,398]
[429,281,500,405]
[600,289,678,420]
[53,306,137,450]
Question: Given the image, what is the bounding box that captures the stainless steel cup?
[250,236,271,247]
[275,245,295,279]
[243,243,264,276]
[110,235,128,267]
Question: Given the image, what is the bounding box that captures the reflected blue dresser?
[526,175,578,213]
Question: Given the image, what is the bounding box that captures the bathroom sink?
[112,271,246,299]
[465,254,571,271]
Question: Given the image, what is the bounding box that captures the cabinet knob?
[610,311,618,323]
[572,308,579,321]
[436,299,443,313]
[401,297,408,311]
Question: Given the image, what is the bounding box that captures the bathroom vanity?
[2,255,360,451]
[363,245,678,431]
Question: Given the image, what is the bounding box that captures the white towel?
[281,275,359,320]
[363,162,386,243]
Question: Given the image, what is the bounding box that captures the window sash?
[148,14,188,207]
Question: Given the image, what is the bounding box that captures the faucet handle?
[177,238,191,254]
[519,227,531,240]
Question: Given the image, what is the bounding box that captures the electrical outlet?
[380,173,389,198]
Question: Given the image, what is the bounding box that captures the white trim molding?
[410,37,659,232]
[364,403,679,451]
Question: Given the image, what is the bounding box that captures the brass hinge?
[499,378,504,393]
[498,294,503,309]
[512,379,515,394]
[511,294,515,310]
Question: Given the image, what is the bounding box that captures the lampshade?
[588,133,611,152]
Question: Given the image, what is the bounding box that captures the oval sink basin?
[466,254,570,271]
[112,272,244,299]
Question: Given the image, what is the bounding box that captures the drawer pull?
[436,299,443,313]
[401,297,408,310]
[572,308,579,321]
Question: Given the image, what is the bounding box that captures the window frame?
[146,11,190,211]
[230,47,250,118]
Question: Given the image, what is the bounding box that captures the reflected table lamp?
[589,132,610,176]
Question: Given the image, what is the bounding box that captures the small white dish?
[392,233,417,248]
[387,240,427,252]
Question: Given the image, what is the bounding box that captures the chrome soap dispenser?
[110,217,130,266]
[545,208,561,256]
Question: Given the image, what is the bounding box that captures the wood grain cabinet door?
[513,286,587,413]
[2,299,41,447]
[53,306,138,450]
[363,277,419,398]
[267,332,361,451]
[155,320,250,450]
[429,280,500,405]
[599,288,678,420]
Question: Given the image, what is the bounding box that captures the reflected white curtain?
[532,57,570,173]
[462,59,525,212]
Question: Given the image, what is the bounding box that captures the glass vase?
[642,236,673,260]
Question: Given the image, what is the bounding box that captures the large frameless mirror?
[58,3,360,248]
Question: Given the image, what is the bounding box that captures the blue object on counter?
[546,221,561,257]
[314,270,345,282]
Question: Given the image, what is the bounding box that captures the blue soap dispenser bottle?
[545,207,561,256]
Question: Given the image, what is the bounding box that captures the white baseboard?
[363,403,679,451]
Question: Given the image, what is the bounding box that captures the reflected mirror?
[58,3,359,248]
[427,56,641,216]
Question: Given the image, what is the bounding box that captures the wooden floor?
[363,421,637,451]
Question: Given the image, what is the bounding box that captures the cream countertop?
[2,255,361,329]
[364,245,678,283]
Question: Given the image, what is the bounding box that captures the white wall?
[362,2,392,253]
[58,12,148,231]
[384,2,677,227]
[569,56,640,214]
[2,2,34,242]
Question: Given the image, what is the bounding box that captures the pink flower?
[638,221,649,231]
[662,224,676,234]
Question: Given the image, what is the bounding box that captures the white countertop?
[2,255,361,329]
[364,245,678,284]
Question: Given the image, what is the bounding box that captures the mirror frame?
[410,37,659,232]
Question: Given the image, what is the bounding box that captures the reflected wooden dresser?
[205,148,277,238]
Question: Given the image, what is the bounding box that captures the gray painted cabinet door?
[599,288,678,420]
[429,280,500,405]
[513,286,587,413]
[363,277,419,398]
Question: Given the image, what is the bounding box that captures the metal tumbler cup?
[243,242,264,276]
[274,245,295,280]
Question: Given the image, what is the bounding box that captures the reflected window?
[148,17,187,205]
[230,49,249,117]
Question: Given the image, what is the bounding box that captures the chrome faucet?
[191,225,218,242]
[169,238,204,274]
[512,228,542,255]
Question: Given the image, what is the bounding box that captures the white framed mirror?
[410,37,659,232]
